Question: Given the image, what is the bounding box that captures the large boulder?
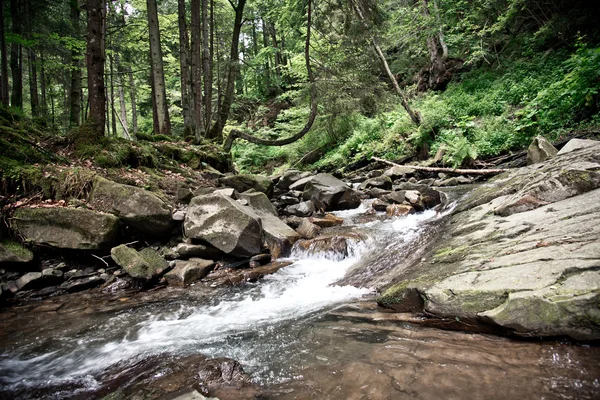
[526,135,558,165]
[89,177,173,237]
[557,138,599,155]
[184,193,263,257]
[383,165,416,181]
[175,243,223,259]
[164,258,214,287]
[220,174,274,197]
[276,170,311,191]
[285,200,316,217]
[111,245,169,281]
[237,191,278,216]
[302,173,361,211]
[0,240,33,263]
[12,207,120,249]
[359,175,393,190]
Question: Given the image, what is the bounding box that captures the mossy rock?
[0,240,34,263]
[111,245,168,281]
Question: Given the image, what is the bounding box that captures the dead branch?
[372,157,509,175]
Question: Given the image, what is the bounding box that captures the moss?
[433,245,468,263]
[0,239,34,261]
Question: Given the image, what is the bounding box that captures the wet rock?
[297,219,321,239]
[527,135,558,165]
[557,138,598,155]
[220,174,273,197]
[285,200,316,217]
[301,173,361,211]
[61,276,104,293]
[164,258,215,287]
[175,243,223,260]
[366,170,383,178]
[435,176,472,186]
[280,195,300,205]
[205,261,292,287]
[404,190,424,211]
[371,199,390,212]
[11,272,43,292]
[12,207,120,250]
[184,193,263,257]
[276,170,311,191]
[111,245,169,281]
[381,191,406,204]
[0,240,33,263]
[396,183,442,209]
[367,188,391,198]
[308,214,344,228]
[359,175,393,190]
[386,204,415,216]
[295,233,363,260]
[172,210,187,221]
[250,253,272,266]
[89,177,173,237]
[252,208,300,259]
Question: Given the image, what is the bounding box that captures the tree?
[86,0,106,137]
[9,0,23,109]
[0,0,9,106]
[147,0,170,135]
[177,0,192,136]
[69,0,82,126]
[224,0,316,151]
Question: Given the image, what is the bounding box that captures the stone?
[436,176,472,186]
[0,240,33,263]
[60,276,104,292]
[12,207,120,250]
[404,190,424,211]
[396,183,442,209]
[276,170,312,191]
[295,233,364,260]
[184,193,263,257]
[308,214,344,228]
[371,199,390,212]
[220,174,274,197]
[12,272,43,292]
[557,138,599,155]
[205,261,292,287]
[385,204,415,216]
[237,191,278,216]
[175,243,223,259]
[89,177,173,237]
[164,258,215,287]
[302,173,361,211]
[527,135,558,165]
[212,188,236,198]
[359,175,393,190]
[383,165,416,180]
[172,210,187,221]
[111,245,169,281]
[297,219,321,239]
[288,176,313,191]
[368,188,391,198]
[247,204,300,259]
[381,191,406,205]
[285,200,316,217]
[176,186,194,204]
[280,195,300,205]
[366,170,383,178]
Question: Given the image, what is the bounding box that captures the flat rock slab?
[165,258,215,287]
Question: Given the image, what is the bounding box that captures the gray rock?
[404,190,424,211]
[557,138,599,155]
[381,191,406,205]
[0,240,33,263]
[237,191,278,216]
[164,258,214,287]
[383,166,416,180]
[396,183,442,209]
[302,173,361,211]
[89,177,173,237]
[359,175,393,190]
[366,170,383,178]
[13,272,43,292]
[110,245,169,281]
[527,135,558,165]
[280,195,300,205]
[220,174,274,197]
[285,200,316,217]
[276,170,312,191]
[297,219,321,239]
[175,243,222,259]
[184,193,263,257]
[172,210,187,221]
[12,207,120,250]
[371,199,389,212]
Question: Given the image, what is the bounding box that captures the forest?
[0,0,599,173]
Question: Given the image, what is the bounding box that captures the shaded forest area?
[0,0,599,176]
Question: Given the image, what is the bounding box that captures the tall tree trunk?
[201,0,212,136]
[421,0,448,90]
[69,0,82,126]
[9,0,22,109]
[109,51,117,136]
[147,0,170,135]
[86,0,106,137]
[127,66,137,135]
[191,0,204,139]
[23,0,39,116]
[224,0,316,151]
[40,51,47,117]
[351,0,421,125]
[0,0,8,106]
[210,0,246,140]
[115,54,128,136]
[177,0,192,136]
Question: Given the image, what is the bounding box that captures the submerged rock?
[12,207,120,250]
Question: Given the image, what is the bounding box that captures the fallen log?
[371,157,509,175]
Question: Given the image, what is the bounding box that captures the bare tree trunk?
[115,54,129,135]
[86,0,106,137]
[69,0,82,126]
[28,50,40,116]
[0,0,8,106]
[127,66,137,135]
[147,0,170,135]
[40,51,47,117]
[210,0,246,140]
[9,0,22,109]
[109,51,117,136]
[191,0,204,139]
[224,0,316,152]
[202,0,213,137]
[177,0,192,136]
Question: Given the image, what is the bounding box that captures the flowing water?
[0,203,598,399]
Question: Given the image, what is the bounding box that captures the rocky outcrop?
[89,177,173,237]
[164,258,214,287]
[557,138,599,155]
[111,245,169,281]
[377,142,600,340]
[12,207,120,249]
[184,193,263,257]
[220,174,274,197]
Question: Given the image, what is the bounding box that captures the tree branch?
[371,157,509,175]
